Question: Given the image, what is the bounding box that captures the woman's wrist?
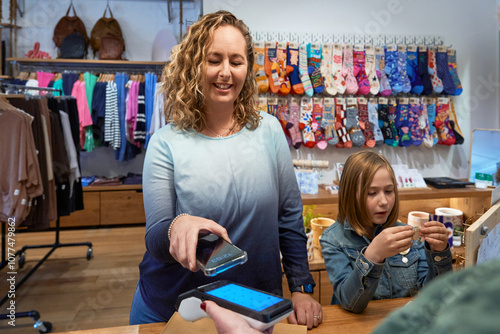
[168,213,190,240]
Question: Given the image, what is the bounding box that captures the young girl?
[320,151,453,313]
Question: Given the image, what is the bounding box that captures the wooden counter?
[59,298,410,334]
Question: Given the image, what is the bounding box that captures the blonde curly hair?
[160,10,260,132]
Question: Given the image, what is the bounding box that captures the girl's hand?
[419,221,449,252]
[169,215,230,271]
[364,225,414,263]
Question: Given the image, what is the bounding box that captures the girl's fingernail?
[200,302,206,311]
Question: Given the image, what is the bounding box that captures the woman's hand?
[169,215,230,271]
[364,225,414,263]
[288,292,322,329]
[419,221,449,252]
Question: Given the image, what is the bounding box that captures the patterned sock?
[312,98,327,149]
[365,45,380,95]
[436,47,456,95]
[307,43,325,94]
[322,98,338,145]
[300,97,315,148]
[396,100,411,147]
[287,43,304,95]
[386,98,400,147]
[385,45,402,93]
[376,46,392,97]
[397,45,412,93]
[267,96,278,119]
[408,98,423,146]
[288,97,303,149]
[277,98,292,144]
[321,44,336,96]
[419,100,434,148]
[368,99,384,146]
[345,99,365,147]
[426,98,439,146]
[407,45,423,95]
[428,46,444,94]
[265,42,280,94]
[332,43,346,94]
[277,42,293,96]
[447,49,463,96]
[435,98,456,146]
[418,46,434,95]
[378,99,393,145]
[298,44,314,97]
[342,44,358,95]
[449,99,464,145]
[353,46,370,95]
[254,42,269,93]
[335,98,352,148]
[358,98,375,147]
[257,96,268,113]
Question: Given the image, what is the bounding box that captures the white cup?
[435,207,463,230]
[408,211,430,241]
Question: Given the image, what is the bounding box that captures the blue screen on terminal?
[206,284,282,312]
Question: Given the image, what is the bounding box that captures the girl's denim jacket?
[320,220,453,313]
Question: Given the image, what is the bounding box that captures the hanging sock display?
[345,98,365,147]
[253,41,269,94]
[287,97,303,148]
[335,97,351,148]
[436,46,456,96]
[427,46,444,94]
[365,44,380,95]
[307,43,325,94]
[357,98,375,148]
[368,98,384,146]
[276,42,293,95]
[395,98,411,147]
[298,44,314,97]
[352,45,370,95]
[321,98,339,146]
[375,46,392,97]
[321,43,337,96]
[342,44,358,95]
[397,45,412,94]
[385,45,402,93]
[435,97,456,146]
[406,45,424,95]
[299,97,315,148]
[447,49,463,96]
[264,41,280,94]
[418,45,434,95]
[332,43,346,95]
[312,97,327,149]
[408,98,423,146]
[287,43,304,95]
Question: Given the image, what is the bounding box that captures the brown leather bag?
[98,35,124,60]
[53,3,89,48]
[90,4,124,55]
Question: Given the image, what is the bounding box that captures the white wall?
[205,0,500,183]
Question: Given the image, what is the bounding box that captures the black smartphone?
[175,280,293,331]
[196,234,247,276]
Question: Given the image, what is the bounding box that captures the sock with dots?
[407,45,424,95]
[335,98,351,148]
[375,46,392,97]
[321,44,337,96]
[436,47,456,96]
[298,44,314,97]
[342,44,359,95]
[345,99,365,147]
[332,43,346,94]
[435,98,456,146]
[253,42,269,93]
[365,45,380,95]
[353,46,370,95]
[428,46,444,94]
[418,46,434,95]
[368,98,384,146]
[307,43,325,94]
[397,45,412,93]
[385,45,402,93]
[447,49,463,96]
[287,97,303,149]
[287,43,304,95]
[299,97,315,148]
[265,42,280,94]
[357,98,376,147]
[321,98,339,145]
[408,99,423,146]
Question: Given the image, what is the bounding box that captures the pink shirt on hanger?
[71,80,93,149]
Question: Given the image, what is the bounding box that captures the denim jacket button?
[362,262,369,270]
[434,256,442,262]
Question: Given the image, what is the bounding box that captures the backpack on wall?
[90,4,125,59]
[53,3,89,48]
[60,32,87,59]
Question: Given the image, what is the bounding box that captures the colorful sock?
[287,97,303,149]
[267,97,278,118]
[426,98,439,145]
[353,46,370,95]
[276,42,293,95]
[321,44,337,96]
[322,98,339,145]
[257,96,267,113]
[299,97,315,148]
[436,47,456,96]
[386,98,400,147]
[287,43,304,95]
[345,99,365,147]
[428,47,444,94]
[277,98,292,145]
[365,45,380,95]
[358,98,375,147]
[375,46,392,97]
[435,98,456,145]
[397,46,412,93]
[335,98,352,148]
[385,45,402,93]
[447,49,463,96]
[406,45,423,95]
[298,44,314,97]
[396,100,411,147]
[253,42,269,93]
[332,43,346,94]
[265,42,280,94]
[418,46,433,95]
[307,43,325,94]
[419,100,434,148]
[449,99,464,145]
[378,99,393,145]
[368,99,384,146]
[408,99,423,146]
[342,44,358,95]
[311,97,327,150]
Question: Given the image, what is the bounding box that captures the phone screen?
[196,234,247,276]
[206,283,283,311]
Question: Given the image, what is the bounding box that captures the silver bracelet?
[168,213,189,241]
